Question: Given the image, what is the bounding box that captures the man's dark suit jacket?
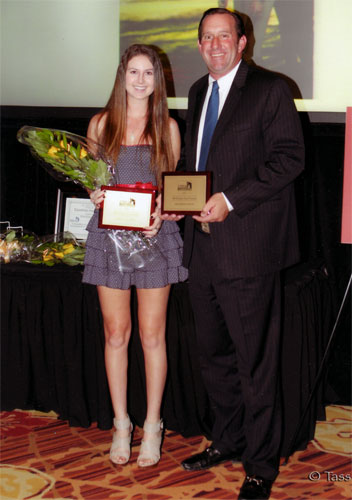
[178,60,305,278]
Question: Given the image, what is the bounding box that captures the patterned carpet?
[0,406,351,499]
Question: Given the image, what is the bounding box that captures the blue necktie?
[198,80,219,171]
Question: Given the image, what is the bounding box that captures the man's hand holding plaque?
[161,172,211,216]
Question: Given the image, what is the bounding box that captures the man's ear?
[238,35,247,54]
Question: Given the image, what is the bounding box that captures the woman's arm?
[169,117,181,170]
[87,112,106,143]
[143,117,181,235]
[86,112,107,206]
[157,117,184,222]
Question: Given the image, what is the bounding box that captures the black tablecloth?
[1,261,333,455]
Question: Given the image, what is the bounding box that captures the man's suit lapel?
[190,61,249,170]
[210,61,249,148]
[190,78,208,171]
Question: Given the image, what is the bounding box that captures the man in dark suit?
[162,7,304,499]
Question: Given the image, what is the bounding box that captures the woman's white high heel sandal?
[110,415,133,465]
[137,419,164,467]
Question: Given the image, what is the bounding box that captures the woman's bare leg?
[98,286,132,463]
[98,285,131,418]
[136,285,171,465]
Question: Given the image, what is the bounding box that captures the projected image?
[231,0,314,97]
[120,0,313,99]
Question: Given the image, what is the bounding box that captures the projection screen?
[1,0,351,116]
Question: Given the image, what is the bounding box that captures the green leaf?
[70,146,78,159]
[5,231,16,242]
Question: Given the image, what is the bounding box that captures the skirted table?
[1,261,333,456]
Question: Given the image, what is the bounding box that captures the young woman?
[82,44,188,467]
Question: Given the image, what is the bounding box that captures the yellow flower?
[60,140,71,151]
[80,148,88,158]
[63,244,74,254]
[47,146,59,157]
[54,252,64,259]
[43,254,54,261]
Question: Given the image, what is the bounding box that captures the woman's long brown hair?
[97,44,174,187]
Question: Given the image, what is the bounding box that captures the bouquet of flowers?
[0,228,37,263]
[29,232,85,266]
[17,126,115,190]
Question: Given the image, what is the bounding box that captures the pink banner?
[341,107,352,244]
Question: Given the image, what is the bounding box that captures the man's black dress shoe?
[238,475,273,499]
[181,446,241,471]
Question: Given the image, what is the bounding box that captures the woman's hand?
[142,212,162,238]
[89,188,105,209]
[157,193,184,222]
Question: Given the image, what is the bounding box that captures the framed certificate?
[161,171,211,215]
[98,184,157,230]
[54,188,94,240]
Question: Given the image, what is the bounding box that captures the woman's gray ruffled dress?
[82,145,188,289]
